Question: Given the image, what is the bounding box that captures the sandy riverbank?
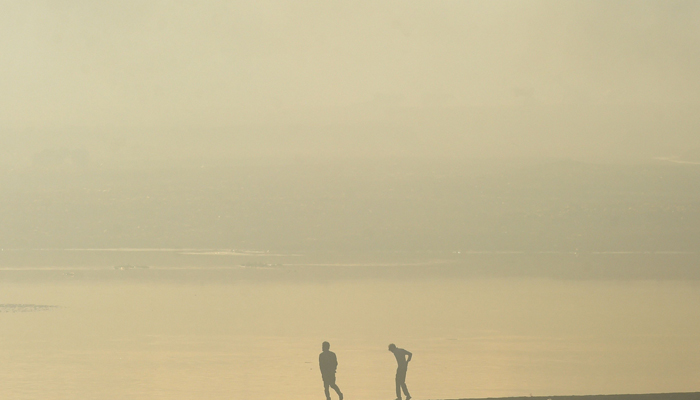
[454,392,700,400]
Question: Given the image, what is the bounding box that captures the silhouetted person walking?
[389,343,412,400]
[319,341,343,400]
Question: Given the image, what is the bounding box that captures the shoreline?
[452,392,700,400]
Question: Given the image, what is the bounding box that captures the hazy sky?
[1,1,699,164]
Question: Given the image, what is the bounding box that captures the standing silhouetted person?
[389,343,412,400]
[319,341,343,400]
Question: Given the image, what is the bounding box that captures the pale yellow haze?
[1,1,699,163]
[2,3,700,400]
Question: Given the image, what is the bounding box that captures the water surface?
[1,253,699,399]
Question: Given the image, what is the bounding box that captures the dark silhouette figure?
[319,341,343,400]
[389,343,412,400]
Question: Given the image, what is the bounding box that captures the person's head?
[388,343,396,352]
[322,341,330,351]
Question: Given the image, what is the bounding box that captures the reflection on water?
[1,268,699,400]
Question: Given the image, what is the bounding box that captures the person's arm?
[333,352,338,371]
[405,350,412,363]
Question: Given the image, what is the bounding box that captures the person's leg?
[396,367,408,399]
[330,382,343,399]
[401,381,411,398]
[395,369,404,399]
[324,381,331,400]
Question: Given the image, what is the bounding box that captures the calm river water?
[1,253,699,400]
